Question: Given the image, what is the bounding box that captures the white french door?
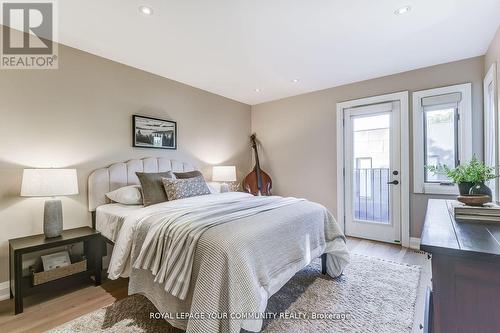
[343,101,402,244]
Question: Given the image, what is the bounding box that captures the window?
[356,157,373,169]
[413,83,472,194]
[356,157,373,198]
[484,64,498,201]
[424,106,458,183]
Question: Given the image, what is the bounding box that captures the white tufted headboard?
[88,157,196,211]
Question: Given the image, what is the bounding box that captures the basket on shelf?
[32,259,87,286]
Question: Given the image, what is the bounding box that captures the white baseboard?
[409,237,421,250]
[0,281,10,301]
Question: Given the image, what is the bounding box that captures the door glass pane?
[424,108,457,182]
[352,114,390,224]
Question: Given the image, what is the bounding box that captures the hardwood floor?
[0,238,431,333]
[0,278,129,333]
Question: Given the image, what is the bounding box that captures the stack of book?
[450,201,500,223]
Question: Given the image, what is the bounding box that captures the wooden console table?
[420,199,500,333]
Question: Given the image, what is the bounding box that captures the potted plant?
[426,156,497,197]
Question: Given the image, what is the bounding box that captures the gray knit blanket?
[133,195,303,300]
[107,192,350,333]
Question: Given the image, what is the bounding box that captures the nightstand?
[9,227,102,314]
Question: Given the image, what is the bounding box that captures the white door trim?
[336,91,410,248]
[484,63,498,201]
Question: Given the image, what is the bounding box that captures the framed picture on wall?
[133,115,177,150]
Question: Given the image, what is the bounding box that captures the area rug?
[49,253,421,333]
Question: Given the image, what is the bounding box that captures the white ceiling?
[8,1,500,104]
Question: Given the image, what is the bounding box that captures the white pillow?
[206,182,221,194]
[105,185,143,205]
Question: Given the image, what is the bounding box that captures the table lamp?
[21,169,79,238]
[212,166,236,192]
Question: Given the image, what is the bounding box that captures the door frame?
[484,63,498,201]
[336,91,410,248]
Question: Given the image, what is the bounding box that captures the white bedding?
[107,192,350,333]
[95,204,143,242]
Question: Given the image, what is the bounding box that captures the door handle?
[387,180,399,185]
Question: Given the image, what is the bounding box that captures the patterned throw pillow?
[162,175,211,201]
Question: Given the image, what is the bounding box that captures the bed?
[88,157,350,333]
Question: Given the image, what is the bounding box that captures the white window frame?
[413,83,472,195]
[484,63,498,201]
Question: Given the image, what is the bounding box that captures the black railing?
[353,168,390,223]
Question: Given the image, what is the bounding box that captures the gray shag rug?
[49,254,421,333]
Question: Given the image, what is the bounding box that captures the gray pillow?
[162,175,211,201]
[136,171,174,206]
[174,170,203,179]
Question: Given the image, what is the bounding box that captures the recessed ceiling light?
[254,88,261,93]
[139,5,153,16]
[394,5,411,16]
[292,79,299,83]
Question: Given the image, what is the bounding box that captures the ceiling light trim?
[139,5,153,16]
[394,5,411,16]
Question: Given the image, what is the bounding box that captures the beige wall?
[251,56,485,239]
[0,42,251,283]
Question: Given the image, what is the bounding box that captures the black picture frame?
[132,115,177,150]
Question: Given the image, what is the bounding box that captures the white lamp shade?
[212,166,236,182]
[21,169,79,197]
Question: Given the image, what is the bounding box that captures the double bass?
[242,134,272,196]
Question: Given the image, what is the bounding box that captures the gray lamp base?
[44,199,63,238]
[221,183,233,193]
